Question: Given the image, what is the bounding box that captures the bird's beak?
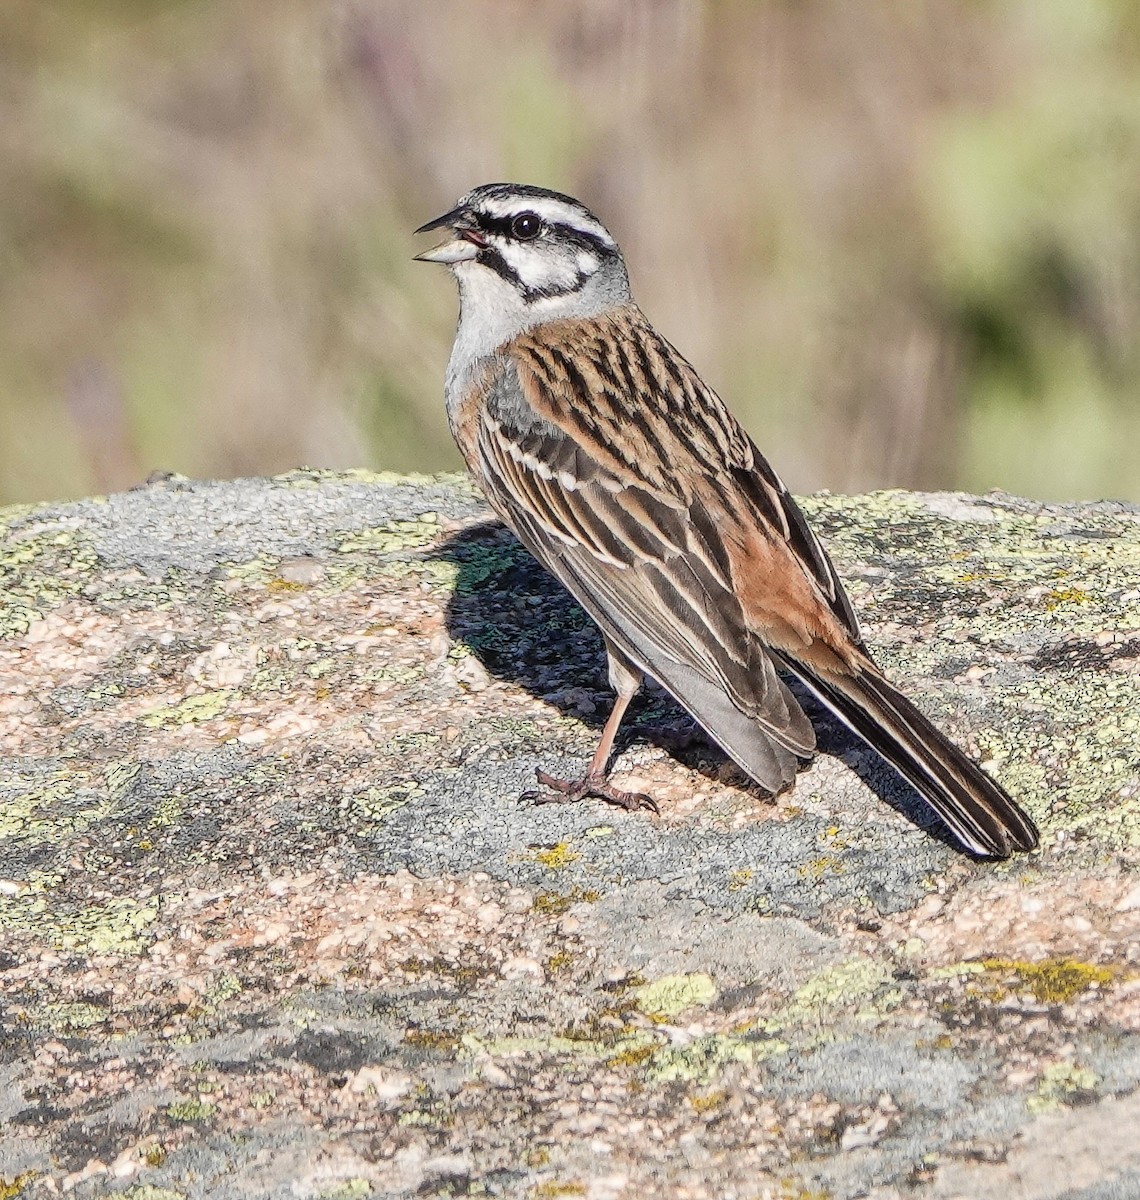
[413,205,487,264]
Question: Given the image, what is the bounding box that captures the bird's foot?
[524,769,659,814]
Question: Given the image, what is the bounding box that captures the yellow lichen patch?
[404,1028,459,1051]
[528,843,580,870]
[605,1042,657,1069]
[532,887,600,914]
[1043,586,1091,611]
[689,1090,727,1113]
[727,868,754,892]
[978,957,1115,1003]
[0,1174,38,1200]
[529,1182,586,1198]
[634,972,717,1019]
[777,1185,832,1200]
[798,856,846,881]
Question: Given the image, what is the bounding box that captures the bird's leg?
[532,688,657,812]
[528,645,658,813]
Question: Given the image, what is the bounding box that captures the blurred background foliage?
[1,0,1139,505]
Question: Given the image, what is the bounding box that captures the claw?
[529,768,658,814]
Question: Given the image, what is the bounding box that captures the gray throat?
[442,258,632,414]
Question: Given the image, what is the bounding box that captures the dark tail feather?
[777,656,1039,858]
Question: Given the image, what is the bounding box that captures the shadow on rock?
[433,521,965,853]
[431,521,710,772]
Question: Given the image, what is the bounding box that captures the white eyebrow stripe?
[481,195,616,248]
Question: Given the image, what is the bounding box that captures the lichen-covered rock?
[1,472,1138,1200]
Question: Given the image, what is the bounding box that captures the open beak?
[413,205,486,264]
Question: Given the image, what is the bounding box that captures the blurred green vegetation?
[1,0,1138,505]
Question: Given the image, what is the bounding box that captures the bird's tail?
[777,655,1039,858]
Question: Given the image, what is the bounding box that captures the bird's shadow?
[433,521,963,854]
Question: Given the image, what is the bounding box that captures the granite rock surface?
[1,471,1138,1200]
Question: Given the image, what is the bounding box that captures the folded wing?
[475,356,815,789]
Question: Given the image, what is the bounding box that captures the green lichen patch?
[150,795,184,828]
[634,973,718,1020]
[1,871,158,955]
[361,663,425,688]
[433,528,532,597]
[992,675,1140,848]
[138,689,235,728]
[204,971,243,1009]
[349,781,422,823]
[0,515,100,638]
[217,551,283,587]
[165,1099,216,1123]
[337,514,442,556]
[0,769,114,845]
[1027,1062,1100,1113]
[40,1000,109,1031]
[317,1180,372,1200]
[646,1031,786,1084]
[375,731,442,757]
[55,896,160,955]
[105,759,143,799]
[92,575,187,613]
[765,958,898,1033]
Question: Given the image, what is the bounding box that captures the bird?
[414,182,1039,859]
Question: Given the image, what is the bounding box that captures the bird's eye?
[511,212,543,240]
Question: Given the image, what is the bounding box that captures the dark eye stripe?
[474,213,613,258]
[475,214,522,240]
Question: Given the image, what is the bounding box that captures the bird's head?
[415,183,631,332]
